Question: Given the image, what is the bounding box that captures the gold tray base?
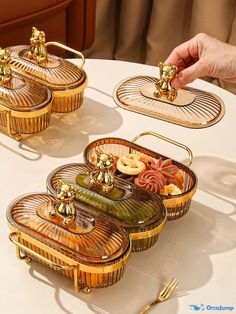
[0,111,51,140]
[13,233,126,290]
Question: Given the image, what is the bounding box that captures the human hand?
[165,33,236,88]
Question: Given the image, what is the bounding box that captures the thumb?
[172,61,206,88]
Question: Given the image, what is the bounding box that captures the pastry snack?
[115,153,183,196]
[160,184,182,196]
[117,154,146,175]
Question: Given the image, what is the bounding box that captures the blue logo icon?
[189,304,205,311]
[189,304,234,312]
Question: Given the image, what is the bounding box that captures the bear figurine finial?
[0,48,11,84]
[90,149,115,194]
[154,62,178,101]
[30,26,48,65]
[50,183,77,225]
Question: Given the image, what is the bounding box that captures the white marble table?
[1,59,236,314]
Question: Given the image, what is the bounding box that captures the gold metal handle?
[9,232,76,271]
[132,131,193,166]
[0,109,21,141]
[8,232,90,293]
[45,41,85,68]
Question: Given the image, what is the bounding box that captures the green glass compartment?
[47,163,167,252]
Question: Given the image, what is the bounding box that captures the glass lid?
[7,27,87,90]
[7,191,130,264]
[47,163,166,228]
[0,48,51,111]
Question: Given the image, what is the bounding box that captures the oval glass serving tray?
[7,192,129,263]
[83,135,197,221]
[7,32,88,113]
[113,76,225,128]
[7,192,131,291]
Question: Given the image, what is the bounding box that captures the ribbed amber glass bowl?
[7,193,131,290]
[0,72,52,140]
[8,45,87,113]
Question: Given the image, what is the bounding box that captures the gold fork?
[139,278,179,314]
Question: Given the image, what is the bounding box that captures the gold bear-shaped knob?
[90,149,115,194]
[50,183,77,225]
[154,62,178,101]
[30,26,48,65]
[0,48,11,84]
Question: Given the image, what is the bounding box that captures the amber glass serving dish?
[83,132,197,221]
[0,48,52,140]
[7,27,87,113]
[47,163,167,252]
[7,190,131,292]
[113,75,225,128]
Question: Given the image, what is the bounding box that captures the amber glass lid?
[47,163,166,229]
[8,45,87,91]
[7,193,130,264]
[113,76,225,128]
[0,72,52,112]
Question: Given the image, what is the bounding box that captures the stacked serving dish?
[7,131,197,292]
[6,53,208,294]
[7,190,131,292]
[0,27,87,140]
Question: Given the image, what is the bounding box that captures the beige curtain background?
[84,0,236,94]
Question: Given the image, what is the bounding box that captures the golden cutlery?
[139,277,179,314]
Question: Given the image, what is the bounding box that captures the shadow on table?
[0,97,123,160]
[0,138,42,161]
[28,261,180,314]
[26,155,236,314]
[191,155,236,206]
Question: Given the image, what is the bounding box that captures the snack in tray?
[116,154,146,175]
[115,153,183,195]
[93,151,184,196]
[160,184,182,196]
[135,158,183,194]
